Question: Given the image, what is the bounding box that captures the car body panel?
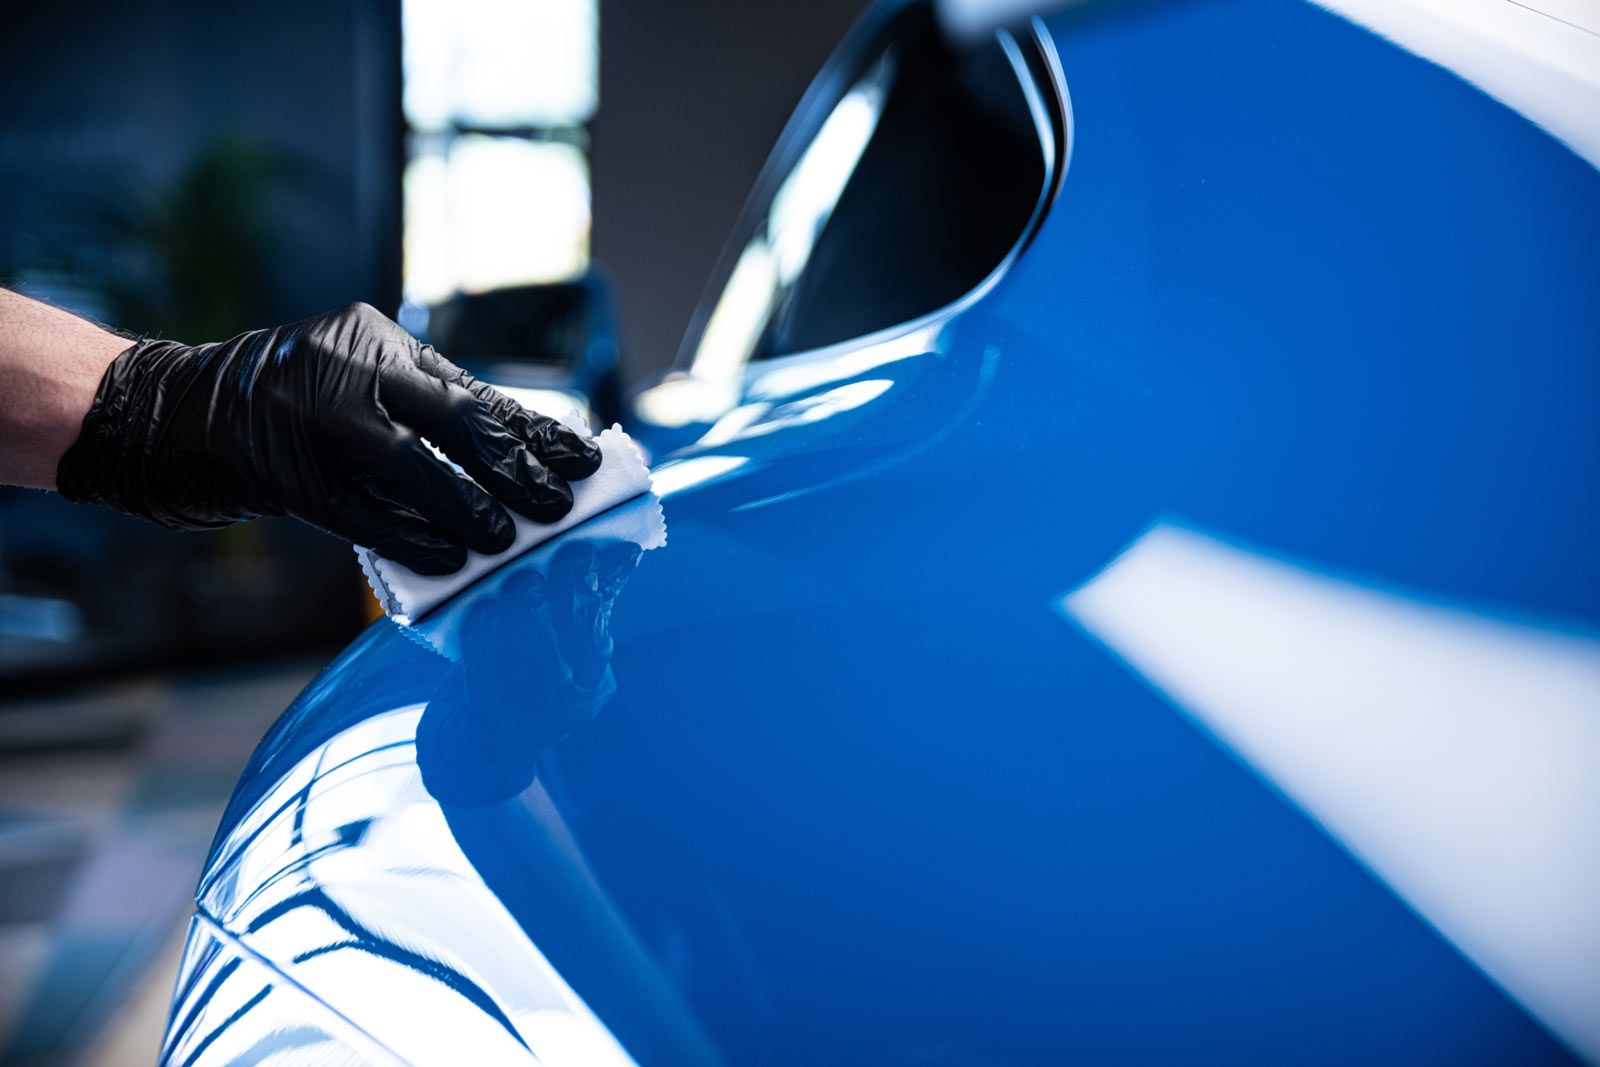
[165,0,1600,1064]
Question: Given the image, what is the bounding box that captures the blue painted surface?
[167,0,1599,1063]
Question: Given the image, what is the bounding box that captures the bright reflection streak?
[1309,0,1600,169]
[694,243,779,383]
[768,85,885,285]
[690,53,895,381]
[630,376,741,429]
[699,379,893,446]
[648,455,749,497]
[747,322,941,401]
[161,915,402,1066]
[695,402,772,448]
[1057,521,1600,1064]
[294,948,532,1064]
[522,1009,637,1067]
[187,707,639,1067]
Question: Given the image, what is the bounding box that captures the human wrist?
[0,290,134,490]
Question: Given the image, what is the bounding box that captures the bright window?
[400,0,598,311]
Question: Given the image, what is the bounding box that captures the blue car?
[160,0,1600,1064]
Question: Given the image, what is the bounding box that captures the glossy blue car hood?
[180,1,1600,1064]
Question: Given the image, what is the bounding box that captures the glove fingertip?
[542,428,604,480]
[398,543,469,576]
[506,460,575,525]
[472,503,518,555]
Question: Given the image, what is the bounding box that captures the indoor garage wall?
[591,0,868,383]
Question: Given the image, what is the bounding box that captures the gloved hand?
[56,303,602,575]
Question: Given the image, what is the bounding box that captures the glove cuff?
[56,338,206,529]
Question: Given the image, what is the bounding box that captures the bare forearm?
[0,289,134,490]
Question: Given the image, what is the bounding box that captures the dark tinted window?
[687,5,1046,373]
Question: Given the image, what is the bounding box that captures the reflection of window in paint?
[1056,520,1600,1065]
[400,0,597,314]
[165,706,637,1067]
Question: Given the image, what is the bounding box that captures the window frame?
[671,7,1069,386]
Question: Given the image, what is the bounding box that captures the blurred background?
[0,0,862,1061]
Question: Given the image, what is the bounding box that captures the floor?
[0,660,320,1067]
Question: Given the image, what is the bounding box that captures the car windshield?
[684,4,1047,376]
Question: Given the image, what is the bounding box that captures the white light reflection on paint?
[699,379,893,447]
[183,707,640,1067]
[637,317,935,434]
[1055,521,1600,1065]
[1309,0,1600,169]
[630,376,741,430]
[747,322,941,402]
[648,455,750,497]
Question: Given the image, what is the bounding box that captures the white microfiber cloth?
[403,492,667,662]
[357,413,657,623]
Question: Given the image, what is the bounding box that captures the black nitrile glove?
[56,303,602,575]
